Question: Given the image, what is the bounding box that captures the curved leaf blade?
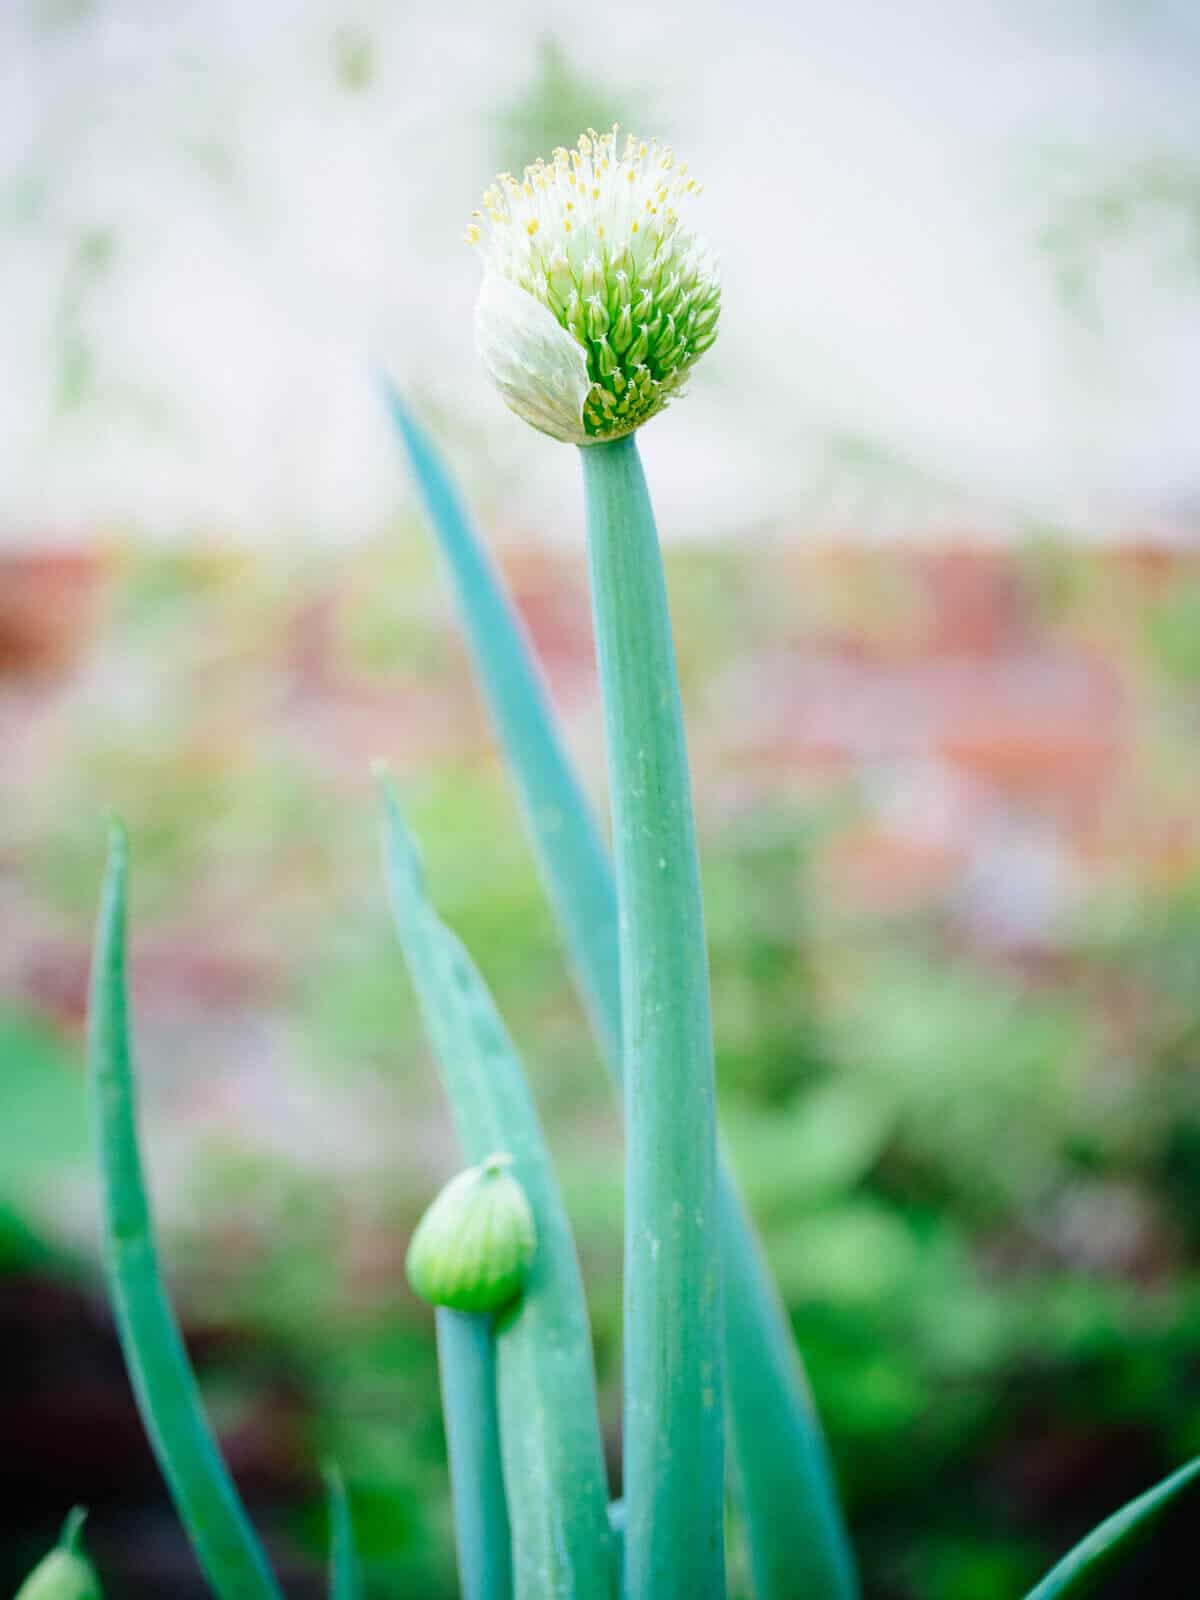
[1024,1457,1200,1599]
[325,1466,364,1600]
[87,821,282,1600]
[382,381,621,1066]
[326,1465,364,1600]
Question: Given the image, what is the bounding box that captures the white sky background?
[0,0,1198,545]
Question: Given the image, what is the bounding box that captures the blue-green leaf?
[383,382,621,1065]
[87,821,282,1600]
[325,1466,364,1600]
[1023,1457,1200,1599]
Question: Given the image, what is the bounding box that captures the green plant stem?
[389,394,857,1600]
[436,1309,513,1600]
[325,1467,364,1600]
[379,777,614,1599]
[87,821,282,1600]
[581,434,725,1599]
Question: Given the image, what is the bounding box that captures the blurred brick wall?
[3,532,1198,1030]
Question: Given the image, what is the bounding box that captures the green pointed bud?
[690,300,720,340]
[611,304,635,356]
[594,336,617,378]
[406,1153,536,1313]
[581,252,603,300]
[565,290,587,342]
[585,294,609,340]
[16,1511,103,1600]
[548,247,573,304]
[626,323,650,367]
[651,313,677,361]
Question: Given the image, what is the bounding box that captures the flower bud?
[15,1511,103,1600]
[469,126,720,444]
[406,1153,536,1313]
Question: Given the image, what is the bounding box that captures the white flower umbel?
[470,127,721,444]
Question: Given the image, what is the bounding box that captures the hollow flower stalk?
[470,127,720,443]
[473,129,725,1598]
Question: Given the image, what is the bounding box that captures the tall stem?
[581,435,725,1599]
[436,1309,513,1600]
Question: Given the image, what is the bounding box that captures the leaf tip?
[59,1507,88,1552]
[377,371,413,428]
[371,761,403,818]
[103,812,129,860]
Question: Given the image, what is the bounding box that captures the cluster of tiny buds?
[469,127,721,442]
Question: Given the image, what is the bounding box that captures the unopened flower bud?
[15,1511,102,1600]
[406,1153,536,1313]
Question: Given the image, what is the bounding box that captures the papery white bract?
[474,274,593,444]
[469,127,721,443]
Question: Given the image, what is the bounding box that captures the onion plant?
[40,121,1200,1600]
[472,127,729,1597]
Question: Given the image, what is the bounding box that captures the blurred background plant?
[3,1,1200,1596]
